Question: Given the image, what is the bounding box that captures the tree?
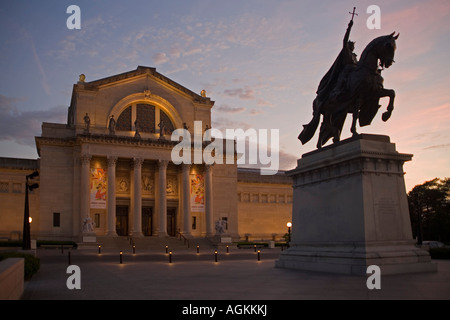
[408,178,450,244]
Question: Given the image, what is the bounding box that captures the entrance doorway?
[142,207,153,236]
[116,205,128,236]
[167,208,177,237]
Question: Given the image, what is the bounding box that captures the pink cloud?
[382,1,450,60]
[152,52,169,65]
[215,104,246,114]
[223,87,255,100]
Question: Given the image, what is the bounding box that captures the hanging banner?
[90,168,107,209]
[190,173,205,212]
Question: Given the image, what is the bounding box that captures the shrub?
[0,241,22,247]
[0,240,78,248]
[429,247,450,259]
[37,240,78,248]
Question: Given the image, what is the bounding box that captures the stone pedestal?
[209,234,232,247]
[82,232,97,243]
[275,134,436,275]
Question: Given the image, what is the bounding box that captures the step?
[96,236,215,251]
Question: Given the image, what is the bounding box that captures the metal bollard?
[133,245,136,254]
[197,245,200,253]
[169,251,172,263]
[214,249,218,262]
[120,250,123,264]
[98,245,101,254]
[257,249,261,261]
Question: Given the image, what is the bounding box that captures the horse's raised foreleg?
[380,88,395,122]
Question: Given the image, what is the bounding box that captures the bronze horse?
[299,31,399,148]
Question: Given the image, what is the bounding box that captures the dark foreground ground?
[20,245,450,300]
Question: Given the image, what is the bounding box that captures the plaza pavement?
[20,244,450,300]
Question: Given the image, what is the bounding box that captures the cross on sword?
[349,7,358,21]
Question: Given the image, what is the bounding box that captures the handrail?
[176,231,190,248]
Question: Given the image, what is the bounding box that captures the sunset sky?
[0,0,449,191]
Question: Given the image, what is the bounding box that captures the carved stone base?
[82,232,97,243]
[209,234,232,247]
[275,134,436,275]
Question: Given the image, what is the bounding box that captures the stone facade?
[0,158,40,241]
[237,168,293,240]
[0,66,292,242]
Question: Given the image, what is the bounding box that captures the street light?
[23,171,39,250]
[286,222,292,248]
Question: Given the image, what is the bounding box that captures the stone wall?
[237,169,293,240]
[0,158,39,240]
[0,258,24,300]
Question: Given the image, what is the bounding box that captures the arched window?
[116,106,131,131]
[160,109,175,135]
[115,104,175,134]
[136,104,155,133]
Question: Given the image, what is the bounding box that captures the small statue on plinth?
[158,120,166,139]
[215,219,226,236]
[134,119,141,139]
[82,217,95,233]
[83,113,90,134]
[108,115,116,135]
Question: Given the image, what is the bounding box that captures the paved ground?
[21,245,450,301]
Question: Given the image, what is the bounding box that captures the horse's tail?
[298,112,320,145]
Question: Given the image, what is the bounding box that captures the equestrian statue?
[298,8,399,149]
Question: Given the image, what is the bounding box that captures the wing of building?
[0,66,292,243]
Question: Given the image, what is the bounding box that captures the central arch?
[107,92,183,131]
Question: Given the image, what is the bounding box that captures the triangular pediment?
[79,66,210,104]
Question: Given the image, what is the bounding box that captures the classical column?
[107,156,118,236]
[181,164,191,236]
[132,158,144,237]
[205,164,214,237]
[80,154,91,233]
[158,160,169,237]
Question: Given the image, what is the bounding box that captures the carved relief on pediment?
[166,175,178,196]
[142,174,154,195]
[116,176,129,193]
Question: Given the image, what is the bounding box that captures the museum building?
[0,66,292,242]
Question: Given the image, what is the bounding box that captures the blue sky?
[0,0,449,190]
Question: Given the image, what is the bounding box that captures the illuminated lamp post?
[23,171,39,250]
[286,222,292,248]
